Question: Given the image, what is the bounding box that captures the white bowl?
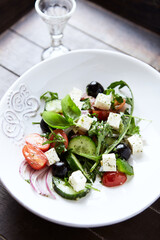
[0,49,160,227]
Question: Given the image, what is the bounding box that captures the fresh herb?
[61,94,81,123]
[85,184,100,192]
[43,130,67,154]
[40,91,58,102]
[104,88,123,109]
[25,179,30,184]
[42,111,73,129]
[116,158,134,175]
[64,177,71,187]
[127,117,140,136]
[88,121,113,172]
[81,98,91,110]
[107,80,134,112]
[88,121,113,155]
[40,132,51,139]
[104,80,134,154]
[32,122,40,124]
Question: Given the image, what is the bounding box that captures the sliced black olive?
[40,119,50,133]
[115,143,131,160]
[86,81,104,98]
[52,162,68,178]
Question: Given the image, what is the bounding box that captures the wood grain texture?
[70,0,160,71]
[0,182,99,240]
[92,208,160,240]
[0,30,42,75]
[11,10,116,50]
[0,66,18,99]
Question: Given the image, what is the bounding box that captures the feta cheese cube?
[101,153,116,172]
[107,112,121,130]
[69,170,87,192]
[69,87,83,109]
[76,115,94,131]
[45,148,60,166]
[127,134,143,154]
[94,93,112,110]
[69,87,83,101]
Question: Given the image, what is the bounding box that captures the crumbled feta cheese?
[45,148,60,166]
[69,170,87,192]
[76,115,94,131]
[107,112,121,130]
[127,134,143,154]
[94,93,112,110]
[101,153,117,172]
[69,87,83,109]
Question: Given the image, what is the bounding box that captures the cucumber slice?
[45,99,62,113]
[66,152,92,183]
[68,136,96,155]
[53,177,89,200]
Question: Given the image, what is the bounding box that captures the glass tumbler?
[35,0,76,60]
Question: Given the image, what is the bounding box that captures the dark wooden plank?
[0,0,34,34]
[88,0,160,34]
[0,181,100,240]
[92,207,160,240]
[150,198,160,214]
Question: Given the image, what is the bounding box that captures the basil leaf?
[42,111,72,129]
[61,94,81,122]
[81,98,91,110]
[116,158,134,175]
[40,91,58,102]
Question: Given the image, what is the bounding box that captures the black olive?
[115,143,131,160]
[52,162,68,178]
[86,81,104,98]
[40,119,50,133]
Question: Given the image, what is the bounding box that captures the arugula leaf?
[42,111,73,129]
[108,80,127,89]
[81,98,91,110]
[104,80,134,154]
[88,121,113,155]
[127,117,140,136]
[40,91,58,102]
[104,86,123,110]
[61,94,81,122]
[88,121,113,172]
[107,80,134,113]
[116,158,134,175]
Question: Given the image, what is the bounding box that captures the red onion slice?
[19,160,35,181]
[45,168,56,199]
[30,167,50,197]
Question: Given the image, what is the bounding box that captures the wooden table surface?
[0,0,160,239]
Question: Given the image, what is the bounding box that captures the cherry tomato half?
[49,129,68,149]
[25,133,50,152]
[92,110,110,121]
[102,171,127,187]
[22,144,48,170]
